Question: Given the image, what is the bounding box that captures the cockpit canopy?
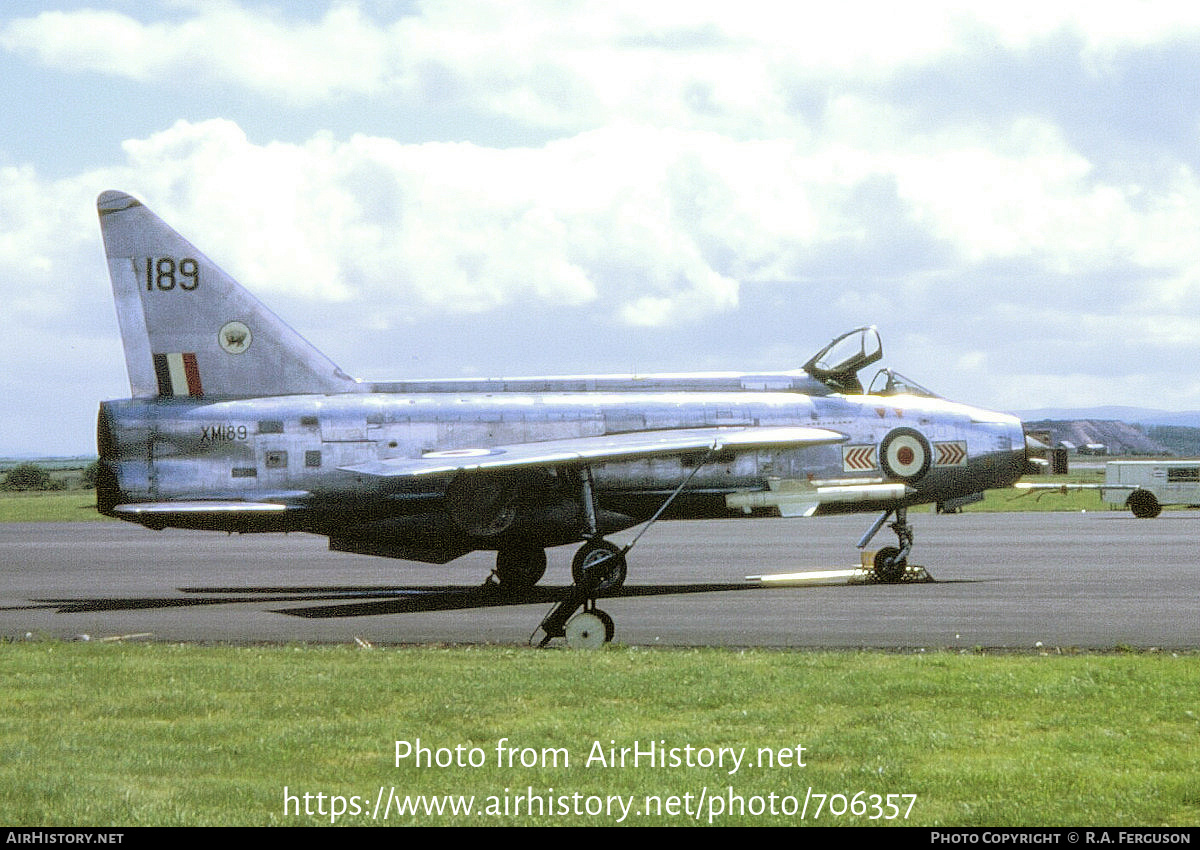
[803,327,941,398]
[802,327,882,394]
[867,369,940,398]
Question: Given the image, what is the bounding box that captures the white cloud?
[8,1,1200,125]
[7,109,1200,341]
[95,120,764,324]
[6,2,1200,453]
[0,2,398,102]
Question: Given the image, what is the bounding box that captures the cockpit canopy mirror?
[803,327,883,393]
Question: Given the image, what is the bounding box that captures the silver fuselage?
[98,383,1025,562]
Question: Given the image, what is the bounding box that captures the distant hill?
[1013,406,1200,427]
[1142,425,1200,457]
[1023,420,1165,455]
[1014,407,1200,456]
[1022,420,1200,456]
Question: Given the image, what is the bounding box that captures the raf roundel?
[879,427,932,482]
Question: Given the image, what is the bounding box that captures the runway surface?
[1,511,1197,648]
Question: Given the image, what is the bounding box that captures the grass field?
[0,490,108,522]
[965,470,1118,513]
[0,460,106,522]
[0,642,1196,827]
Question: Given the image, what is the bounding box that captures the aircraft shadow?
[9,577,989,618]
[275,582,759,618]
[12,591,385,613]
[12,582,756,617]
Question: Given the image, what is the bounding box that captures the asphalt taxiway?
[1,511,1196,648]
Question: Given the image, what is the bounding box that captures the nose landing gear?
[858,506,929,583]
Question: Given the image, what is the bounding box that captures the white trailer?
[1102,460,1200,517]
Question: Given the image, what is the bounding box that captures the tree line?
[0,461,100,491]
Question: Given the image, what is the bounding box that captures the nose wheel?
[859,506,924,583]
[872,546,907,583]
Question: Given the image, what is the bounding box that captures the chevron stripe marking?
[934,441,967,466]
[842,445,878,472]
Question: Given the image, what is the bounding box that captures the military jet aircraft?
[94,190,1027,645]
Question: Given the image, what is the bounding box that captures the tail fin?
[98,190,358,399]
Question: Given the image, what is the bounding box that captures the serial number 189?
[146,257,200,291]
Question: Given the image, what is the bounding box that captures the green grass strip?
[1,643,1196,826]
[0,491,110,522]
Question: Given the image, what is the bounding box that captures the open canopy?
[802,326,883,394]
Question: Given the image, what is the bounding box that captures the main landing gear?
[535,454,713,648]
[857,506,929,583]
[533,541,624,649]
[533,465,632,648]
[487,535,624,648]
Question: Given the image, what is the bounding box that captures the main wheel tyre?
[494,545,547,589]
[1128,490,1161,519]
[571,540,628,593]
[564,612,608,649]
[873,546,907,583]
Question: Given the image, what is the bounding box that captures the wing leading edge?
[342,425,847,478]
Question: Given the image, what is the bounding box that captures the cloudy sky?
[3,1,1200,455]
